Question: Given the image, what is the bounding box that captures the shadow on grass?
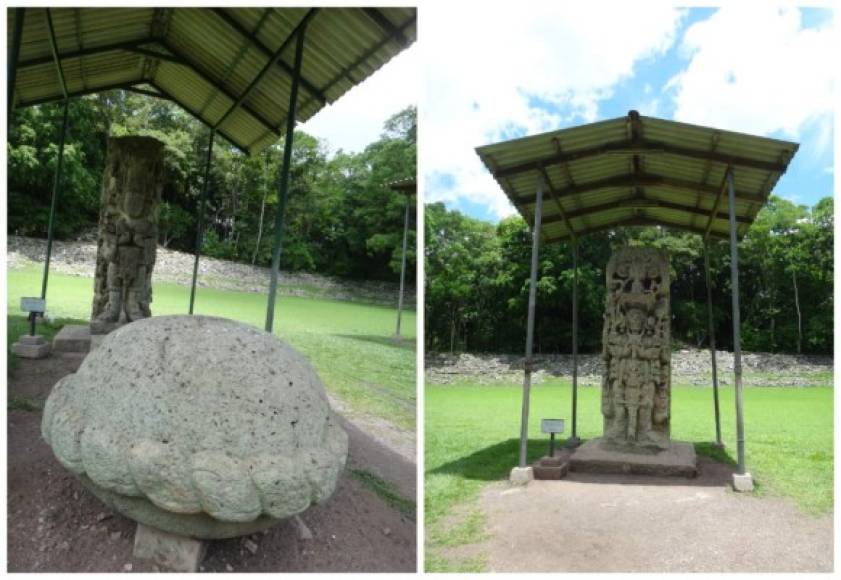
[429,437,739,488]
[336,333,416,351]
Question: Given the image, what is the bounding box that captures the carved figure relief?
[601,247,671,451]
[90,137,164,333]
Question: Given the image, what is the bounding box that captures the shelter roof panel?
[9,6,416,155]
[476,111,798,242]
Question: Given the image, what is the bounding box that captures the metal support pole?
[265,23,307,333]
[41,99,70,303]
[395,196,411,338]
[518,174,544,468]
[188,128,215,314]
[8,8,25,120]
[727,169,746,474]
[571,239,580,443]
[704,241,723,447]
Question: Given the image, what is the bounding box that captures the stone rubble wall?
[8,236,416,308]
[426,349,833,387]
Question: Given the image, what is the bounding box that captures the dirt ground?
[7,353,416,573]
[476,454,832,573]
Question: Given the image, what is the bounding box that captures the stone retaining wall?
[426,349,832,387]
[8,236,416,308]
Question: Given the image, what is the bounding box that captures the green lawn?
[425,379,833,571]
[7,267,416,430]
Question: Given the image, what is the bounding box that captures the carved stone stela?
[90,136,164,334]
[601,247,671,452]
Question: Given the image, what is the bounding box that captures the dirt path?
[477,456,832,572]
[6,354,416,572]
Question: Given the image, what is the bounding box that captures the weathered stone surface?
[52,324,92,353]
[602,247,671,451]
[570,438,697,478]
[90,136,164,333]
[42,315,348,539]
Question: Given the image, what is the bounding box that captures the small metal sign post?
[541,418,565,458]
[21,297,46,336]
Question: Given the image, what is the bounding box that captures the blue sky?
[423,5,835,223]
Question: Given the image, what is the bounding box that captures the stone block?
[509,466,534,485]
[52,324,92,353]
[12,335,50,359]
[732,472,754,492]
[133,523,206,572]
[533,461,569,480]
[570,438,697,478]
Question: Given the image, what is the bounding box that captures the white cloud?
[422,3,685,220]
[300,44,418,154]
[666,6,835,142]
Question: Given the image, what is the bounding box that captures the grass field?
[425,379,833,571]
[7,266,416,430]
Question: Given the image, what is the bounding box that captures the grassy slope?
[7,267,416,430]
[425,379,833,571]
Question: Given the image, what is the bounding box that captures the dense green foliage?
[425,381,833,571]
[425,197,833,354]
[8,92,416,282]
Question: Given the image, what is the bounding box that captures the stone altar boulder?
[42,315,348,539]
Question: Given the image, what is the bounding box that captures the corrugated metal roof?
[8,6,416,155]
[476,111,798,242]
[387,177,417,195]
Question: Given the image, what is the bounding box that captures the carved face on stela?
[607,248,670,333]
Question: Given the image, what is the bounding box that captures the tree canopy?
[8,92,416,283]
[425,196,832,355]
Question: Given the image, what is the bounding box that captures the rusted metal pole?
[395,196,411,338]
[704,242,723,447]
[8,8,25,120]
[518,173,544,468]
[265,22,307,333]
[189,128,215,314]
[41,9,70,305]
[727,169,746,474]
[571,238,580,444]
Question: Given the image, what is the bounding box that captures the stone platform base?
[509,466,534,485]
[532,455,569,480]
[11,334,51,359]
[52,324,92,353]
[133,523,206,572]
[569,438,697,478]
[732,472,754,492]
[89,320,122,335]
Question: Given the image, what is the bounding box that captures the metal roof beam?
[210,8,327,106]
[126,45,187,66]
[149,81,249,156]
[159,41,281,140]
[494,138,787,178]
[514,172,764,204]
[546,216,730,243]
[214,8,319,131]
[703,169,731,240]
[122,85,171,101]
[16,80,148,107]
[363,8,408,47]
[539,166,577,242]
[541,197,751,226]
[17,38,163,68]
[45,9,68,99]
